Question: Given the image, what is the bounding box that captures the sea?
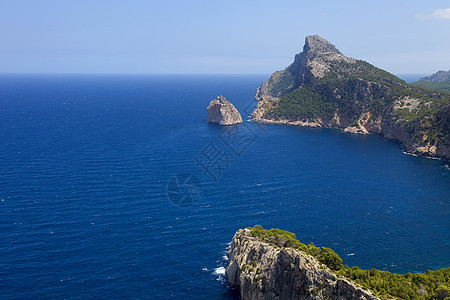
[0,74,449,299]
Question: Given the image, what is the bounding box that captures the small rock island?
[207,96,243,125]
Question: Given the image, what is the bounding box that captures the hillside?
[412,70,450,92]
[252,36,450,161]
[419,70,450,82]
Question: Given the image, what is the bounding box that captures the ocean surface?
[0,74,449,299]
[395,74,428,83]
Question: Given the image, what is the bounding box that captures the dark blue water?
[0,74,449,299]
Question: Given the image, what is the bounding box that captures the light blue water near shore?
[0,74,449,299]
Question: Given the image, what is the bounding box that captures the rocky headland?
[226,227,378,300]
[252,35,450,161]
[207,96,243,125]
[226,226,450,300]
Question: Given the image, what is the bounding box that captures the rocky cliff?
[226,226,450,299]
[252,35,450,161]
[226,228,379,300]
[412,70,450,92]
[419,70,450,82]
[207,96,243,125]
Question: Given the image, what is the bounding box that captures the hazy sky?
[1,0,449,75]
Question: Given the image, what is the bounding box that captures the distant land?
[251,35,450,161]
[412,70,450,92]
[396,74,429,84]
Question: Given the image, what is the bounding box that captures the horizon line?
[0,72,431,76]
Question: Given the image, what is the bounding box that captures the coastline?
[227,226,450,300]
[251,116,450,163]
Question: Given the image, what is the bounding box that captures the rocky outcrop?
[207,96,243,125]
[252,35,450,161]
[419,70,450,82]
[226,228,379,300]
[254,35,354,103]
[412,70,450,92]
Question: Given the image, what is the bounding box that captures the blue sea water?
[396,74,429,83]
[0,74,449,299]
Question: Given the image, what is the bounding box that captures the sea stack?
[207,96,243,125]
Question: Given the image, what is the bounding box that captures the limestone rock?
[226,228,379,300]
[207,96,243,125]
[419,70,450,82]
[251,35,450,161]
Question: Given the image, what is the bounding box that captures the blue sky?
[0,0,449,74]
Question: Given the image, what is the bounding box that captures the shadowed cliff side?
[226,226,450,300]
[226,227,379,300]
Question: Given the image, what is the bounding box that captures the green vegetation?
[249,225,343,271]
[248,225,450,300]
[412,70,450,92]
[322,59,404,84]
[264,59,406,124]
[262,57,450,151]
[267,69,296,97]
[411,80,450,92]
[340,266,450,300]
[265,86,337,121]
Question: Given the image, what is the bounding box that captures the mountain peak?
[253,35,450,160]
[303,35,341,57]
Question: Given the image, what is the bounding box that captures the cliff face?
[226,228,379,300]
[255,35,350,102]
[419,70,450,83]
[412,70,450,92]
[252,35,450,161]
[207,96,243,125]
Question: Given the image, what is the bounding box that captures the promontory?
[207,96,243,125]
[226,226,450,299]
[252,35,450,161]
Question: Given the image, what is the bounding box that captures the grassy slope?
[411,80,450,93]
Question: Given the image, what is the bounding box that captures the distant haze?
[396,74,430,83]
[0,0,449,74]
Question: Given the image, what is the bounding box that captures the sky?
[0,0,449,75]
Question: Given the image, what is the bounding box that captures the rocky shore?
[226,228,379,300]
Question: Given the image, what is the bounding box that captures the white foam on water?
[213,267,225,275]
[212,266,226,281]
[402,150,443,161]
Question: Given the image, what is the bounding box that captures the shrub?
[247,225,450,299]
